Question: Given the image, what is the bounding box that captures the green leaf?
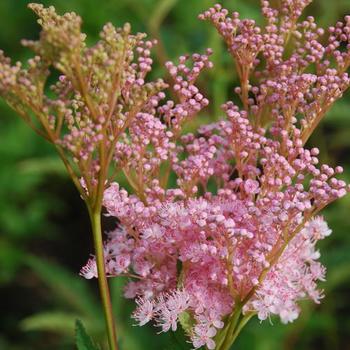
[327,263,350,291]
[178,311,195,336]
[148,0,178,31]
[18,156,66,176]
[0,239,23,283]
[75,319,100,350]
[21,311,81,334]
[25,255,101,319]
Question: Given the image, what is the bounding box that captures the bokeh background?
[1,0,350,349]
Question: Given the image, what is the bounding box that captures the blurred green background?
[1,0,350,349]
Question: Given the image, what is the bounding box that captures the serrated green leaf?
[75,319,99,350]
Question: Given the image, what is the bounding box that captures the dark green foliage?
[75,320,100,350]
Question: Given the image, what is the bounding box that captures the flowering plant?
[0,1,349,349]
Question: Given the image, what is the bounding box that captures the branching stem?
[89,208,119,350]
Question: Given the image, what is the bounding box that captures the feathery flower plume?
[81,1,350,349]
[0,2,348,350]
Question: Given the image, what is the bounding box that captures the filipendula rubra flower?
[0,1,347,350]
[80,1,350,349]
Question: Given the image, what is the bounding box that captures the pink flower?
[79,259,97,279]
[303,216,332,240]
[155,290,190,332]
[132,298,155,326]
[244,179,260,194]
[192,324,217,349]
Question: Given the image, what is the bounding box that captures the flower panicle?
[0,2,349,350]
[0,4,211,208]
[82,1,350,349]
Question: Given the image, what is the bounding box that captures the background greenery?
[1,0,350,349]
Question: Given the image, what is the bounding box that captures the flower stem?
[216,307,255,350]
[217,308,241,350]
[89,209,119,350]
[228,312,255,346]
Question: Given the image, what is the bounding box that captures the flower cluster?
[0,4,167,205]
[0,2,348,350]
[79,1,350,348]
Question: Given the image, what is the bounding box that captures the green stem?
[217,308,255,350]
[89,209,119,350]
[228,313,255,346]
[216,305,242,350]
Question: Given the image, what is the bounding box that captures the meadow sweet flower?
[81,1,350,348]
[0,1,349,350]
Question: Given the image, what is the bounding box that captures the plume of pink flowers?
[0,1,346,349]
[79,1,350,349]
